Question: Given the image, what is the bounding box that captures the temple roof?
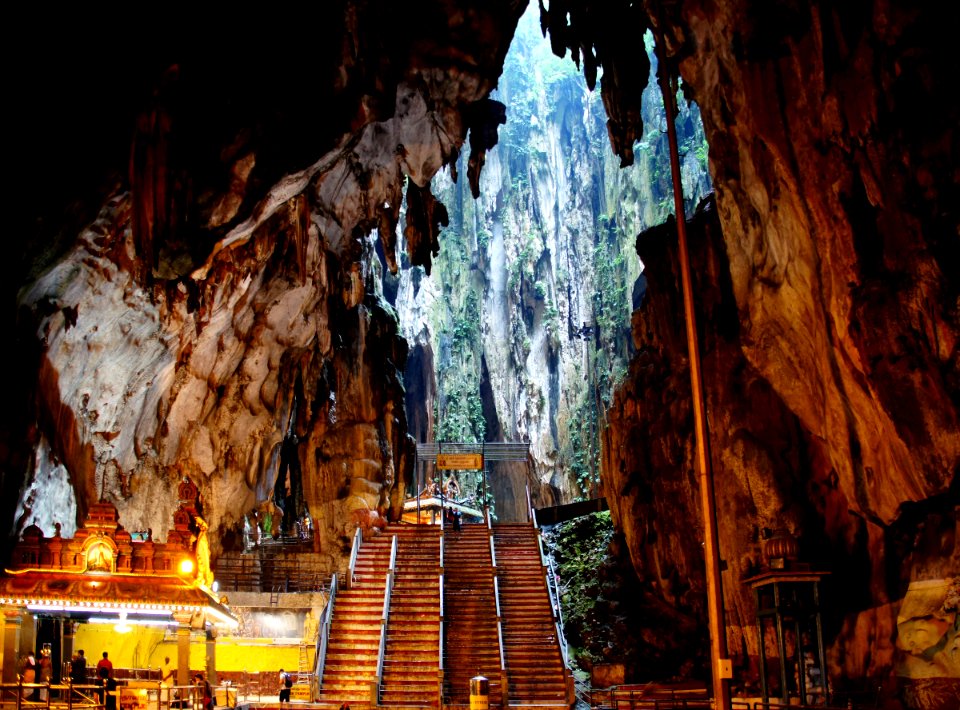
[0,567,236,626]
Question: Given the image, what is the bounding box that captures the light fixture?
[88,617,173,628]
[26,604,173,617]
[179,558,195,575]
[114,612,131,634]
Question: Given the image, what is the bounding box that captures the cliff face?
[395,8,712,517]
[600,0,959,705]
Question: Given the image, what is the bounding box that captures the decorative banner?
[436,453,483,470]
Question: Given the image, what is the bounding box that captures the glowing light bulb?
[114,612,131,634]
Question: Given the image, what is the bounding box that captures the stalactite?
[538,0,647,167]
[464,99,506,199]
[403,179,448,276]
[129,65,179,275]
[291,195,309,284]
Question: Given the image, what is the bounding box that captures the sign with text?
[436,453,484,470]
[291,684,312,701]
[119,686,152,710]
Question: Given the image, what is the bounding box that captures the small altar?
[401,496,484,525]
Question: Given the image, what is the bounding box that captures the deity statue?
[194,516,214,589]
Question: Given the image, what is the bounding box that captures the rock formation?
[597,1,959,707]
[395,9,711,517]
[2,1,957,707]
[4,3,526,566]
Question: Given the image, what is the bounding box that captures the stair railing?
[438,576,445,709]
[313,572,338,697]
[539,532,570,667]
[497,619,509,707]
[374,534,398,702]
[347,526,362,589]
[438,532,445,710]
[525,483,537,527]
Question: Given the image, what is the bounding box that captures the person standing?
[96,651,113,706]
[96,651,113,679]
[278,668,292,708]
[194,673,213,710]
[38,647,53,700]
[71,649,88,685]
[160,656,175,705]
[105,675,119,710]
[22,651,37,700]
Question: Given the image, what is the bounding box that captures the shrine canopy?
[0,479,237,630]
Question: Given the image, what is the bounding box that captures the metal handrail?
[374,535,398,699]
[749,701,857,710]
[526,484,536,527]
[574,677,592,707]
[496,621,508,706]
[438,616,445,672]
[489,533,497,567]
[554,619,568,667]
[493,575,502,619]
[543,544,565,624]
[347,526,362,588]
[314,572,338,692]
[496,621,507,671]
[438,619,445,709]
[439,573,445,619]
[599,684,720,710]
[538,528,568,667]
[388,533,398,572]
[2,680,104,710]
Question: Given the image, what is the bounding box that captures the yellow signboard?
[119,686,150,710]
[437,453,484,470]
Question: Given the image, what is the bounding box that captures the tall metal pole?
[653,31,731,710]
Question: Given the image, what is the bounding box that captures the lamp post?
[653,29,732,709]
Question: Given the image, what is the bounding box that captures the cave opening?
[396,3,712,514]
[393,4,714,679]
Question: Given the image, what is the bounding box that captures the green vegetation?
[542,511,615,670]
[404,4,710,507]
[434,384,485,443]
[568,396,600,498]
[452,291,480,350]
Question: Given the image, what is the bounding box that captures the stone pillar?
[205,627,217,685]
[173,612,193,686]
[2,610,23,683]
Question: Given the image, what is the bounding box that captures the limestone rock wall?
[4,2,524,566]
[395,7,712,516]
[601,0,959,702]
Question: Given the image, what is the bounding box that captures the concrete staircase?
[379,525,442,707]
[316,531,392,706]
[494,523,570,708]
[442,523,503,706]
[315,522,570,710]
